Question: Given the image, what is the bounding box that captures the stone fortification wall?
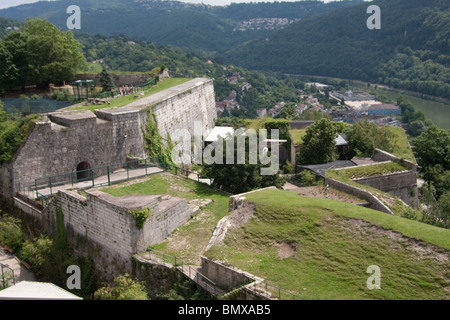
[0,165,12,199]
[289,120,315,130]
[42,188,191,277]
[1,78,216,198]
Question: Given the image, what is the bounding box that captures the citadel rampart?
[0,78,216,198]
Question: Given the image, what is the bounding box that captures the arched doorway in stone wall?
[76,161,92,181]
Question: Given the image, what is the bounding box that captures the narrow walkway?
[0,246,35,287]
[25,166,164,199]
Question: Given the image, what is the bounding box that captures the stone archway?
[76,161,91,181]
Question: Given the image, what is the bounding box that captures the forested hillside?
[0,0,362,53]
[1,0,449,99]
[75,33,305,118]
[223,0,450,99]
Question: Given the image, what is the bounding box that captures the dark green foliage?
[297,118,339,165]
[223,0,450,100]
[345,120,394,158]
[94,274,149,300]
[143,108,165,158]
[0,213,24,252]
[413,126,450,198]
[0,19,86,89]
[130,208,150,229]
[264,118,293,163]
[98,64,115,92]
[142,108,175,165]
[156,275,211,300]
[0,17,22,38]
[420,184,450,229]
[0,0,360,53]
[201,133,286,194]
[0,102,42,164]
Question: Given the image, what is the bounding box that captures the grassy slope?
[384,126,416,163]
[206,188,450,300]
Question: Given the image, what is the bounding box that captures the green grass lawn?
[326,161,408,180]
[66,78,192,112]
[206,188,450,300]
[101,173,230,264]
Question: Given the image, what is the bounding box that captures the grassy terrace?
[101,173,230,264]
[326,161,408,180]
[325,161,410,215]
[205,188,450,300]
[66,78,191,112]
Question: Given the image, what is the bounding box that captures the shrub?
[20,235,53,269]
[0,214,24,252]
[130,208,150,229]
[94,274,149,300]
[299,170,317,186]
[401,206,418,221]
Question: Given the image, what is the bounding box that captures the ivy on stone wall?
[142,108,175,165]
[130,208,150,229]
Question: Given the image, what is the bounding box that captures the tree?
[297,118,339,165]
[413,126,450,200]
[201,132,286,194]
[345,120,394,158]
[16,18,86,87]
[413,126,450,182]
[0,39,19,91]
[279,102,298,120]
[99,64,115,92]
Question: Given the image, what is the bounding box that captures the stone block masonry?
[1,78,217,198]
[43,188,192,276]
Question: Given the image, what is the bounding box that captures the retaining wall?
[324,177,394,215]
[38,188,192,278]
